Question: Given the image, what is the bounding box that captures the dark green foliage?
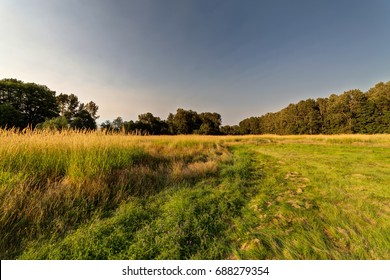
[367,82,390,133]
[84,101,99,120]
[0,102,23,128]
[57,93,79,121]
[105,79,390,135]
[136,112,168,135]
[169,108,202,134]
[102,114,168,135]
[239,117,262,134]
[220,125,241,135]
[35,116,69,131]
[71,109,97,130]
[198,112,222,135]
[112,109,223,135]
[0,79,59,128]
[3,77,390,134]
[100,119,115,131]
[0,78,99,130]
[112,117,124,132]
[56,93,98,130]
[239,81,390,135]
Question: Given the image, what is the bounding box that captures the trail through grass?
[1,131,389,259]
[19,145,260,259]
[234,141,390,259]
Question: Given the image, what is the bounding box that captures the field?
[1,130,389,259]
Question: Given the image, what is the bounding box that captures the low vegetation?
[233,135,390,259]
[0,130,389,259]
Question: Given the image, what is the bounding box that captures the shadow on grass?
[16,145,263,260]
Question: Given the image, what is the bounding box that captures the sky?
[1,0,390,125]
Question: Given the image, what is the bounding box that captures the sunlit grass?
[0,129,231,259]
[233,140,390,259]
[1,129,389,259]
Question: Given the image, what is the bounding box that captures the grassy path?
[234,142,390,259]
[19,144,262,259]
[2,132,389,259]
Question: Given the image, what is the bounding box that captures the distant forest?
[236,81,390,135]
[1,78,390,135]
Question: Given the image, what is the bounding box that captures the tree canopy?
[235,81,390,135]
[102,81,390,136]
[2,78,390,135]
[103,109,221,135]
[0,79,99,130]
[0,79,58,128]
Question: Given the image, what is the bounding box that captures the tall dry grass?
[0,129,230,258]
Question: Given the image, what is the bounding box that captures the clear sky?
[1,0,390,125]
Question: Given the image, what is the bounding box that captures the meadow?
[0,130,389,259]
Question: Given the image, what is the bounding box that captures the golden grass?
[0,128,233,258]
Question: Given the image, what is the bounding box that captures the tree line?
[0,79,99,130]
[1,78,390,134]
[101,109,222,135]
[103,81,390,135]
[235,81,390,135]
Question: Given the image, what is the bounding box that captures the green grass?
[1,131,389,259]
[19,145,258,259]
[234,141,390,259]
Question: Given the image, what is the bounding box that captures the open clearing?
[1,131,389,259]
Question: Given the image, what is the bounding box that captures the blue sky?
[1,0,390,125]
